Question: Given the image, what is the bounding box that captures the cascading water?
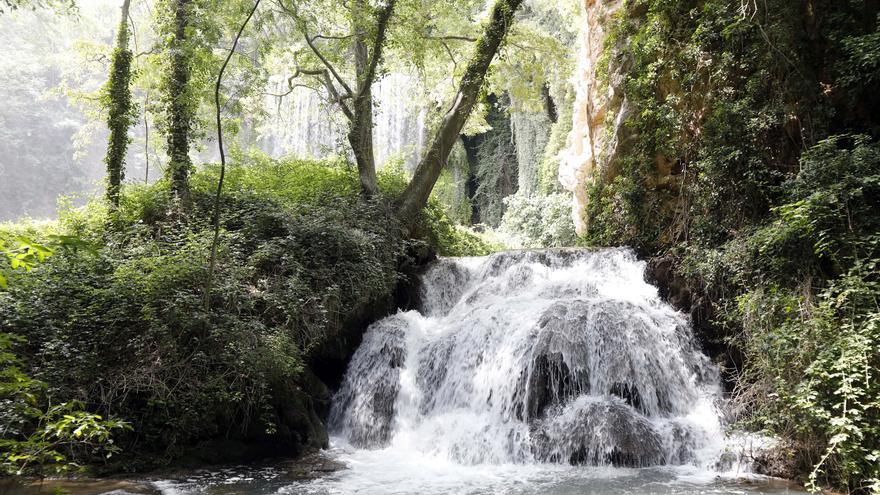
[260,73,426,171]
[276,248,802,494]
[146,249,800,495]
[330,248,724,469]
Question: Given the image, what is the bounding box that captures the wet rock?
[278,451,346,481]
[522,299,703,418]
[280,383,330,451]
[752,442,799,480]
[715,451,738,471]
[417,336,456,414]
[327,317,409,447]
[661,422,698,465]
[644,254,735,390]
[418,260,472,316]
[532,398,665,467]
[609,382,643,412]
[514,352,590,421]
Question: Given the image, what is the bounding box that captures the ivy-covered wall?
[582,0,880,491]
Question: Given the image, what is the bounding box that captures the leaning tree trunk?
[397,0,524,222]
[104,0,133,207]
[166,0,194,208]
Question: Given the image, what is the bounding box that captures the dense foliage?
[585,1,880,491]
[500,193,576,248]
[469,96,519,227]
[1,235,130,475]
[0,157,489,470]
[693,135,880,492]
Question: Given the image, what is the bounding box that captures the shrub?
[0,155,473,469]
[500,193,577,248]
[684,135,880,492]
[1,237,129,476]
[420,200,502,257]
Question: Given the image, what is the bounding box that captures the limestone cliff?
[559,0,625,234]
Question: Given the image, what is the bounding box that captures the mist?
[0,0,437,222]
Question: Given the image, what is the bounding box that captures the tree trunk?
[346,0,393,198]
[348,101,379,197]
[397,0,524,222]
[350,7,379,197]
[104,0,133,207]
[166,0,194,208]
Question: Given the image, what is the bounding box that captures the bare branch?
[274,0,355,97]
[322,71,354,120]
[263,83,320,98]
[437,38,458,71]
[313,33,353,41]
[304,33,355,97]
[424,34,477,42]
[291,66,325,77]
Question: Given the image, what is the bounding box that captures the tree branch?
[424,34,477,42]
[436,37,458,70]
[263,82,319,98]
[313,33,353,41]
[322,71,354,120]
[276,0,355,97]
[282,56,353,118]
[304,33,355,97]
[358,0,396,101]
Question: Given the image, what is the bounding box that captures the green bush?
[1,236,129,476]
[420,200,502,257]
[585,0,880,489]
[681,136,880,492]
[500,193,577,248]
[0,155,472,469]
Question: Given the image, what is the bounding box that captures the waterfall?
[261,73,426,171]
[372,73,428,171]
[510,103,552,197]
[329,248,726,469]
[260,81,347,160]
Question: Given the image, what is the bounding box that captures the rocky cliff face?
[559,0,625,234]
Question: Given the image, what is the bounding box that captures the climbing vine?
[586,1,880,490]
[103,7,135,207]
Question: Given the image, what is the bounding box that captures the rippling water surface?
[138,448,805,495]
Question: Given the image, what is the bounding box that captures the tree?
[103,0,134,207]
[164,0,196,207]
[397,0,524,222]
[347,0,394,197]
[276,0,524,220]
[278,0,396,197]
